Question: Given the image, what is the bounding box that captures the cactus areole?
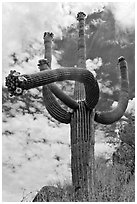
[5,12,129,201]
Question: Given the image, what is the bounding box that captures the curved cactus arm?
[85,81,100,110]
[38,59,79,109]
[94,57,129,125]
[43,85,71,124]
[38,59,72,123]
[41,32,72,118]
[5,67,99,109]
[48,83,79,109]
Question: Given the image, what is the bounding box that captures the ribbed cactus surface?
[70,102,95,201]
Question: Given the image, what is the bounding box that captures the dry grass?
[22,157,135,202]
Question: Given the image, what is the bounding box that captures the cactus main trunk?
[70,12,96,201]
[70,101,95,201]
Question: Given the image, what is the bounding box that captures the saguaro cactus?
[5,12,129,201]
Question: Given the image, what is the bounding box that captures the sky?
[2,1,135,77]
[2,1,135,202]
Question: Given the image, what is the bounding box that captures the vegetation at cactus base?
[21,114,135,202]
[21,156,134,202]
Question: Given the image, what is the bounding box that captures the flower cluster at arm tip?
[77,11,86,21]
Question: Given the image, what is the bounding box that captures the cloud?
[2,111,71,201]
[2,2,135,78]
[2,2,75,55]
[106,2,135,33]
[126,98,135,115]
[86,57,114,96]
[98,78,113,95]
[3,2,135,53]
[2,2,75,83]
[86,57,102,77]
[62,2,105,16]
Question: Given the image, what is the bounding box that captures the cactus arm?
[85,81,100,110]
[41,32,79,110]
[38,59,72,123]
[38,59,79,109]
[74,12,86,101]
[42,32,72,121]
[94,57,129,125]
[47,83,79,109]
[43,86,71,124]
[41,32,72,120]
[5,67,99,109]
[77,12,86,68]
[75,12,100,109]
[43,32,53,67]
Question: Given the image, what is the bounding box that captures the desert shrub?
[95,157,135,202]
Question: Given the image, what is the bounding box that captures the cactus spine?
[5,11,129,202]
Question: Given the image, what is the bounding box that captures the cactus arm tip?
[94,57,129,125]
[43,32,54,39]
[118,56,125,62]
[5,70,27,96]
[37,59,50,70]
[77,12,86,20]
